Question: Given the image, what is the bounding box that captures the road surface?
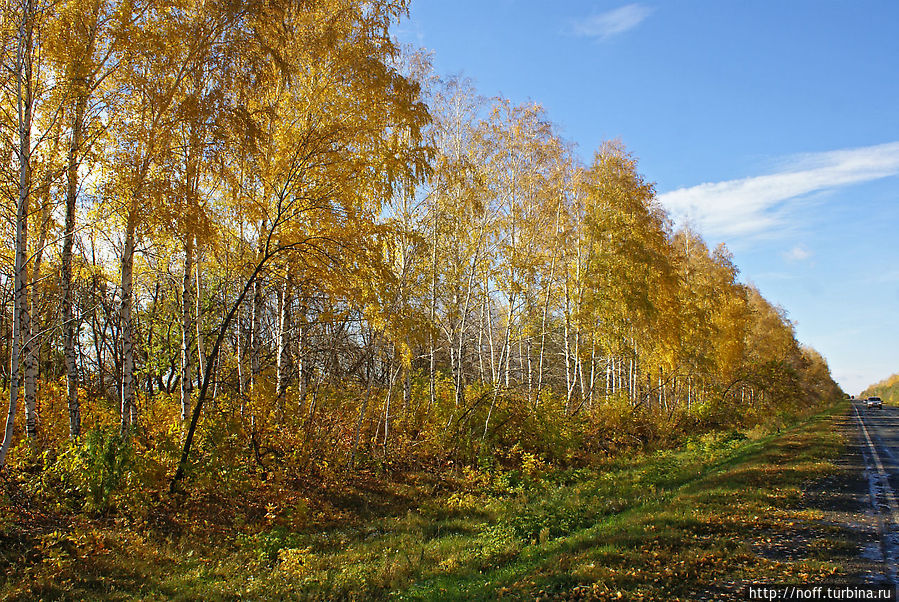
[852,399,899,582]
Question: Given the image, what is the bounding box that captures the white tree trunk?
[195,252,206,384]
[180,236,194,423]
[236,300,245,396]
[536,244,557,401]
[428,207,438,414]
[120,219,136,432]
[62,91,87,439]
[485,274,497,383]
[297,295,307,404]
[276,275,290,399]
[563,279,573,405]
[502,294,515,389]
[0,0,33,465]
[23,194,50,438]
[477,294,486,382]
[19,0,35,441]
[454,245,480,406]
[250,219,266,387]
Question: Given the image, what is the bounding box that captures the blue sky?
[394,1,899,394]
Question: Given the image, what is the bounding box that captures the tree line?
[0,0,841,486]
[861,374,899,403]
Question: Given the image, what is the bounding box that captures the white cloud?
[571,4,654,40]
[393,23,424,46]
[783,245,812,262]
[657,141,899,239]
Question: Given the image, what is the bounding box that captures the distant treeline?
[861,374,899,403]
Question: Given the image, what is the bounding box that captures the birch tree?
[0,0,37,466]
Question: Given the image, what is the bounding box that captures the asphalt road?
[853,400,899,581]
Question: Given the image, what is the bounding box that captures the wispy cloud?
[392,17,425,46]
[571,4,654,40]
[783,245,813,262]
[657,142,899,239]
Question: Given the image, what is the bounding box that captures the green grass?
[2,402,853,600]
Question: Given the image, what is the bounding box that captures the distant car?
[866,396,883,409]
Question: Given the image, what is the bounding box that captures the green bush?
[239,526,308,565]
[474,523,521,567]
[508,494,588,541]
[42,427,135,515]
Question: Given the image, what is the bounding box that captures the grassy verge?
[2,402,852,600]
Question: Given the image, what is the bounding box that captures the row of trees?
[0,0,840,483]
[861,374,899,403]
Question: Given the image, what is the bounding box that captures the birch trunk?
[563,278,573,405]
[0,1,33,465]
[250,286,262,386]
[572,227,585,413]
[687,376,692,410]
[536,254,556,400]
[120,218,136,433]
[606,357,615,397]
[628,357,634,404]
[402,366,411,420]
[453,239,481,407]
[195,253,206,383]
[180,236,194,423]
[587,342,596,408]
[250,219,266,387]
[62,91,87,439]
[526,336,533,404]
[382,359,400,453]
[236,300,245,395]
[276,275,291,399]
[574,328,584,410]
[19,0,35,441]
[297,296,307,403]
[23,194,50,438]
[537,200,561,401]
[485,274,496,383]
[502,294,515,389]
[428,205,438,414]
[477,294,485,382]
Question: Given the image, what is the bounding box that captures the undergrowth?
[0,401,851,600]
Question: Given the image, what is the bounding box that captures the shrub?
[42,427,135,515]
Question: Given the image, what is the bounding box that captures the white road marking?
[855,406,899,528]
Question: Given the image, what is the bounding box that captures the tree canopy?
[0,0,841,489]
